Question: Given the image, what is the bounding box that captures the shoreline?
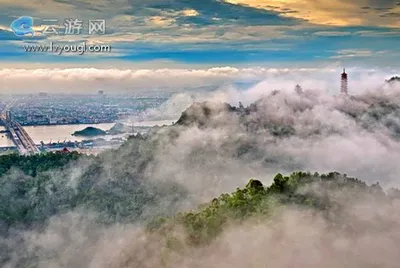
[18,122,116,127]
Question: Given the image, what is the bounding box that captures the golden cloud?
[224,0,400,27]
[146,16,176,27]
[182,9,200,17]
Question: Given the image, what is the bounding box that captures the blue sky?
[0,0,399,68]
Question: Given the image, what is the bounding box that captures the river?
[0,120,174,147]
[0,126,14,147]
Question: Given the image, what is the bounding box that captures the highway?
[0,101,41,155]
[14,121,41,154]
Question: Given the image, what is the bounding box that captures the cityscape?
[0,92,170,155]
[0,92,168,126]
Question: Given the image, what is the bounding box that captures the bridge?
[0,104,41,155]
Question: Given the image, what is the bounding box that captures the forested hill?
[148,171,400,247]
[2,158,400,267]
[174,94,400,138]
[0,149,187,230]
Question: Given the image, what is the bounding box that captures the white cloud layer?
[0,67,397,94]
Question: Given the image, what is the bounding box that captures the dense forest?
[148,172,400,247]
[0,151,82,176]
[0,149,186,230]
[2,149,399,267]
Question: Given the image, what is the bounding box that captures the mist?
[1,75,400,267]
[4,186,400,268]
[142,77,400,199]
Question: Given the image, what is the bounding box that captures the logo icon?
[10,16,35,36]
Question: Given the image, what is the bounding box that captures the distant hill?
[107,122,132,135]
[72,126,107,137]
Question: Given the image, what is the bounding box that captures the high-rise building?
[5,111,11,122]
[341,68,348,95]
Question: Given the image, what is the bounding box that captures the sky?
[0,0,399,93]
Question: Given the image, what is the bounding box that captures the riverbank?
[0,120,175,148]
[19,121,115,127]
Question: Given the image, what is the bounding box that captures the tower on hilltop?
[341,68,348,95]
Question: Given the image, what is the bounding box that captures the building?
[295,84,303,94]
[59,147,70,153]
[5,111,11,122]
[341,69,348,95]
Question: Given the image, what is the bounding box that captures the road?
[0,115,41,155]
[14,121,41,154]
[0,100,41,155]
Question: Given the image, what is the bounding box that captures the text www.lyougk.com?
[23,42,111,55]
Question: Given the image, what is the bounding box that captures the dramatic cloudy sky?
[0,0,399,67]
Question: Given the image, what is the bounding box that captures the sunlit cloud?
[182,9,199,17]
[223,0,400,27]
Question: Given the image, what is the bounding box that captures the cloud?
[0,67,396,94]
[313,31,353,36]
[331,49,375,58]
[0,0,299,46]
[182,9,199,17]
[355,30,400,37]
[145,15,176,27]
[0,0,398,66]
[223,0,400,27]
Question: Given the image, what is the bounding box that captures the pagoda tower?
[341,68,348,95]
